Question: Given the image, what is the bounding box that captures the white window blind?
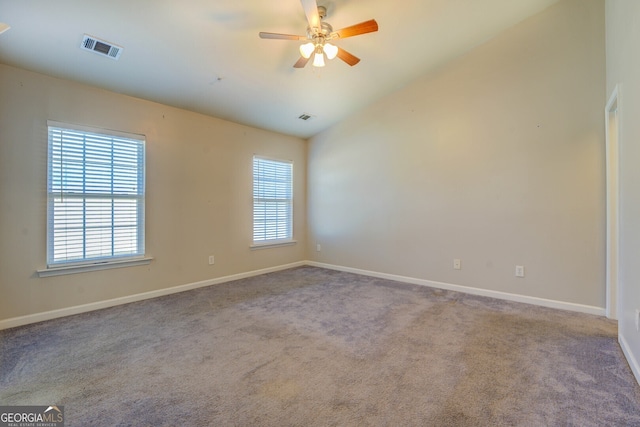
[253,156,293,243]
[47,122,145,267]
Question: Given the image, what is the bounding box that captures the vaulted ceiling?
[0,0,559,138]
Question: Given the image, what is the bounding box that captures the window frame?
[251,155,296,249]
[39,121,150,277]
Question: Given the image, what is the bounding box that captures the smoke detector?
[80,34,123,60]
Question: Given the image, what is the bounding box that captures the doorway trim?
[605,85,620,320]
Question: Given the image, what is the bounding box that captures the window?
[46,121,145,268]
[253,156,293,245]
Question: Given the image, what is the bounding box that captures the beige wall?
[308,0,605,307]
[0,64,307,322]
[606,0,640,380]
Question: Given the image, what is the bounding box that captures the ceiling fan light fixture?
[300,42,315,59]
[323,43,338,60]
[313,52,325,67]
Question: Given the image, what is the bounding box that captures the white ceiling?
[0,0,559,139]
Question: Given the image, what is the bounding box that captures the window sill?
[37,256,153,278]
[250,240,297,250]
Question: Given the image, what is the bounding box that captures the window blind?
[253,156,293,242]
[47,123,145,266]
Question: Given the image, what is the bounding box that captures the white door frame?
[605,85,620,320]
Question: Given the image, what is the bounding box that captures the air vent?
[298,113,315,121]
[80,34,123,60]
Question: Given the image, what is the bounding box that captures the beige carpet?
[1,266,639,426]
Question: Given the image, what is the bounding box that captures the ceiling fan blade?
[300,0,321,29]
[332,19,378,39]
[294,56,311,68]
[259,32,306,40]
[336,47,360,66]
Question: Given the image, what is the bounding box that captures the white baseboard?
[0,261,306,330]
[619,333,640,386]
[307,261,606,316]
[0,260,607,330]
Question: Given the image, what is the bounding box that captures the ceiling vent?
[298,113,315,121]
[80,34,123,60]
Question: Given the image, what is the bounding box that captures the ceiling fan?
[259,0,378,68]
[0,23,10,35]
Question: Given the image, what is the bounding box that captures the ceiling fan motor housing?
[307,21,333,40]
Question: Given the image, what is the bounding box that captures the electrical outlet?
[316,244,321,252]
[515,265,525,278]
[636,309,640,332]
[453,259,461,270]
[208,255,215,265]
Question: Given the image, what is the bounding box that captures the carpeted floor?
[1,266,639,426]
